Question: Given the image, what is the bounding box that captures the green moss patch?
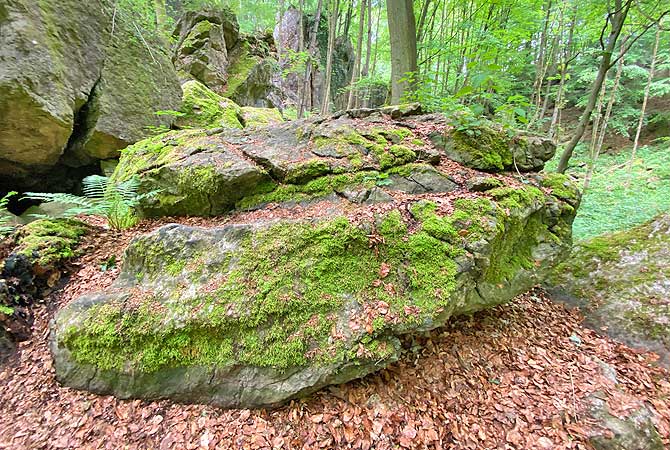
[448,127,513,172]
[14,219,88,267]
[178,80,243,129]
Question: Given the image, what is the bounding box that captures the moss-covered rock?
[0,0,181,189]
[547,214,670,367]
[12,219,88,268]
[111,107,559,218]
[172,7,239,91]
[241,106,284,128]
[431,126,556,172]
[111,129,274,217]
[177,80,244,129]
[51,178,577,408]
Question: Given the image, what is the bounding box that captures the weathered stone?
[241,107,284,128]
[547,212,670,367]
[51,174,577,408]
[588,394,664,450]
[0,0,182,190]
[274,9,354,111]
[466,176,504,192]
[387,165,458,194]
[111,109,558,217]
[177,80,244,129]
[430,126,556,172]
[111,129,275,217]
[172,7,240,91]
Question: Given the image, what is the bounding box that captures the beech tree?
[386,0,417,104]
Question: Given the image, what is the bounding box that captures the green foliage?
[0,191,17,236]
[24,176,158,230]
[545,142,670,240]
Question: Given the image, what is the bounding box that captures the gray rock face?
[0,0,182,190]
[429,125,556,172]
[172,7,240,91]
[273,8,354,111]
[51,176,577,408]
[547,213,670,368]
[111,107,559,217]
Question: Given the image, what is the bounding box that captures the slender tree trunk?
[549,5,577,141]
[628,24,661,172]
[370,3,382,79]
[298,0,324,118]
[154,0,167,31]
[348,0,366,109]
[277,0,286,61]
[361,0,373,107]
[321,0,339,115]
[386,0,417,104]
[583,42,627,192]
[556,0,631,173]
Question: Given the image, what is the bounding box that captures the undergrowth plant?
[0,191,18,236]
[24,175,157,230]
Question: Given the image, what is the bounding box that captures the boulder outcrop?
[0,0,182,191]
[51,106,578,408]
[173,7,285,109]
[547,213,670,367]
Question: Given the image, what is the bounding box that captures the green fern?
[24,175,157,230]
[0,191,18,236]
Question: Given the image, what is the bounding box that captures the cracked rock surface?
[51,106,579,408]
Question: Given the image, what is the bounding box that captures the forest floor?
[0,219,669,449]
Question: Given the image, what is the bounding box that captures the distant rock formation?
[0,0,182,191]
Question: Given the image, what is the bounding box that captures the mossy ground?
[14,219,88,267]
[60,184,557,374]
[544,142,670,240]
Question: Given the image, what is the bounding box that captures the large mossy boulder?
[172,7,240,91]
[52,106,578,407]
[51,175,577,408]
[0,0,182,190]
[547,213,670,367]
[173,7,284,109]
[111,108,554,218]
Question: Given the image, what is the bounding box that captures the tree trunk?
[583,41,627,192]
[628,24,661,172]
[154,0,167,31]
[361,0,373,107]
[387,0,417,104]
[298,0,324,118]
[556,0,631,174]
[277,0,286,61]
[321,0,339,115]
[348,0,366,109]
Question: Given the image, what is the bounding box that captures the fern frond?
[22,192,106,216]
[82,175,110,199]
